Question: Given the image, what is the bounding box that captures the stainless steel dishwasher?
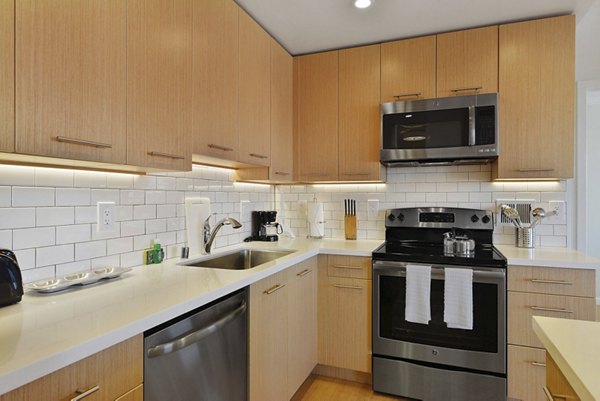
[144,289,247,401]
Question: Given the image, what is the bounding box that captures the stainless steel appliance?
[372,207,507,401]
[0,250,23,307]
[380,94,498,166]
[144,289,247,401]
[248,210,282,242]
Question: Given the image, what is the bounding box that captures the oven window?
[382,108,469,150]
[378,275,498,353]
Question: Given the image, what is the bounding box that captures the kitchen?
[1,0,600,400]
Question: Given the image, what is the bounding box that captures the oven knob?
[432,349,439,356]
[471,214,479,223]
[398,213,405,222]
[482,215,491,224]
[387,213,396,221]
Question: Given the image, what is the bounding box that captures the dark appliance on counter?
[0,249,24,307]
[380,93,498,166]
[372,207,507,401]
[247,211,282,242]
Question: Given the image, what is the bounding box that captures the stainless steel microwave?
[380,93,498,166]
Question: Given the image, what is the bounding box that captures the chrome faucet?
[203,214,242,254]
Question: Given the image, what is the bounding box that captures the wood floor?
[295,376,405,401]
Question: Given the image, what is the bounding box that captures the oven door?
[372,260,506,374]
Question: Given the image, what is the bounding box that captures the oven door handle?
[373,261,506,280]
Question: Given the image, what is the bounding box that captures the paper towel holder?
[307,198,325,239]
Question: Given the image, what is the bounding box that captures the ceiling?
[236,0,596,55]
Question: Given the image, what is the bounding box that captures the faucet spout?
[203,216,242,254]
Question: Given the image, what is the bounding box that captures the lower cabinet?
[0,335,143,401]
[508,345,547,401]
[546,354,581,401]
[249,257,317,401]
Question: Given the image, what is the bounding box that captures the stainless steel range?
[372,207,507,401]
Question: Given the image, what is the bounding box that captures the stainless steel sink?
[179,249,295,270]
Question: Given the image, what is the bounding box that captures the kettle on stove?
[0,249,23,307]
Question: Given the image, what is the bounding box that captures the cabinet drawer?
[508,292,596,348]
[115,384,143,401]
[508,265,595,297]
[508,345,547,401]
[546,354,581,401]
[327,255,371,280]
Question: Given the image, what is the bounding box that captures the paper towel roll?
[307,201,325,238]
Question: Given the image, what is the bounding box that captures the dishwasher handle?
[147,301,247,358]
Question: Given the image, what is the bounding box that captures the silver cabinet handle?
[249,153,268,159]
[332,284,363,290]
[306,173,328,177]
[530,279,573,285]
[530,361,546,367]
[393,92,422,99]
[148,151,185,160]
[55,136,112,148]
[274,171,290,176]
[530,306,573,314]
[450,86,482,93]
[208,144,234,152]
[71,385,100,401]
[297,269,312,277]
[342,172,371,176]
[264,283,286,295]
[147,302,246,358]
[517,168,555,172]
[333,264,363,270]
[542,386,567,400]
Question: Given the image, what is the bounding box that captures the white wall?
[576,0,600,81]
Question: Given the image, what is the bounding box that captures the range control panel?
[386,207,493,230]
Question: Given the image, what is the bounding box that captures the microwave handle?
[468,105,476,146]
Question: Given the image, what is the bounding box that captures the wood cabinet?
[15,0,127,163]
[338,45,382,182]
[496,15,575,179]
[295,51,339,182]
[546,354,581,401]
[126,0,192,171]
[192,0,239,162]
[507,264,596,401]
[380,36,436,102]
[0,335,143,401]
[238,9,271,167]
[437,26,498,97]
[318,255,372,373]
[0,0,13,153]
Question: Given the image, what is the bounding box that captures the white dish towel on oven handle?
[405,264,431,325]
[444,268,473,330]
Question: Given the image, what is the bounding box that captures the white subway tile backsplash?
[146,191,166,204]
[91,224,121,240]
[13,227,55,250]
[157,176,177,190]
[120,251,142,268]
[14,249,35,270]
[116,206,134,221]
[56,188,90,206]
[91,189,120,204]
[74,171,107,188]
[157,204,177,219]
[36,207,74,227]
[134,175,157,190]
[134,205,156,220]
[13,187,55,207]
[75,240,106,261]
[106,173,134,189]
[57,224,91,244]
[36,244,74,266]
[0,230,12,249]
[0,166,35,186]
[75,206,97,224]
[35,168,74,187]
[21,265,54,283]
[0,208,35,229]
[91,255,120,268]
[107,237,133,255]
[56,260,91,276]
[120,190,145,205]
[0,187,11,207]
[146,219,167,234]
[121,220,145,237]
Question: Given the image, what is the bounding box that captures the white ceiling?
[236,0,596,55]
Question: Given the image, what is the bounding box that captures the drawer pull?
[530,279,573,285]
[342,172,371,176]
[71,385,100,401]
[450,86,482,93]
[517,168,555,172]
[393,92,422,99]
[55,136,112,148]
[297,269,312,277]
[264,283,286,295]
[332,284,363,290]
[333,265,363,270]
[274,171,290,176]
[542,386,567,400]
[530,306,573,314]
[249,153,268,159]
[148,151,185,160]
[306,173,328,177]
[530,361,547,367]
[208,144,234,152]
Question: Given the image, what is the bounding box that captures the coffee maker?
[249,211,282,242]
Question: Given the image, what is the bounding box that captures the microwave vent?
[496,200,534,226]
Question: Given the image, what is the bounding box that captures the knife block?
[344,215,357,240]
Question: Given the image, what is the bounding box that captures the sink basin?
[179,249,295,270]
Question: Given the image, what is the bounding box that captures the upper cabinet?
[338,45,382,181]
[192,0,240,162]
[15,0,127,163]
[126,0,193,171]
[0,0,13,153]
[380,36,436,102]
[495,15,575,179]
[295,51,339,182]
[238,9,271,167]
[437,26,499,97]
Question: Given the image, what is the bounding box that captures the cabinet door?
[238,10,271,166]
[380,36,436,102]
[0,0,13,152]
[192,0,239,161]
[287,259,317,398]
[338,45,382,182]
[115,384,143,401]
[249,271,288,401]
[270,39,294,181]
[127,0,192,170]
[497,15,575,179]
[15,0,126,163]
[437,26,498,97]
[508,345,546,401]
[296,51,339,181]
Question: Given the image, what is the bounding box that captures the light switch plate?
[367,199,379,219]
[97,202,115,232]
[240,200,251,223]
[547,201,566,224]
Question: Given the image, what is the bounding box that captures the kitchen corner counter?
[533,316,600,401]
[0,238,382,395]
[497,245,600,270]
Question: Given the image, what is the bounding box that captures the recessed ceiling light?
[354,0,372,9]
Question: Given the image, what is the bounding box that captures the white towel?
[444,268,473,330]
[405,264,431,325]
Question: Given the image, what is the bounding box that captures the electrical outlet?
[547,201,566,224]
[367,199,379,219]
[97,202,115,232]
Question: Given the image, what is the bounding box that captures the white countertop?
[498,245,600,270]
[533,316,600,401]
[0,238,381,395]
